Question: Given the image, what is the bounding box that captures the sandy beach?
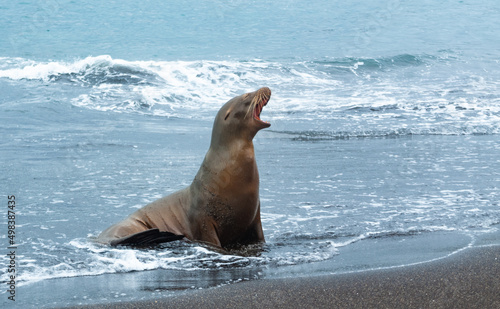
[63,245,500,309]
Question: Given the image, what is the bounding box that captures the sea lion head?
[210,87,271,146]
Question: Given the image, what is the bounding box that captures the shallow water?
[1,0,500,308]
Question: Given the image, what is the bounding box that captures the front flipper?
[110,228,184,247]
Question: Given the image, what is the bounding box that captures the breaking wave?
[1,53,499,134]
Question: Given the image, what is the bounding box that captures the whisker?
[245,90,269,119]
[245,93,260,118]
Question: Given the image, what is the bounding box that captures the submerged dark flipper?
[110,229,184,247]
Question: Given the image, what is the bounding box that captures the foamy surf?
[1,54,499,136]
[14,236,340,287]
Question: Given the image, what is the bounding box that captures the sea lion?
[96,87,271,249]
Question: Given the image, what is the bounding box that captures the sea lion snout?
[257,87,271,99]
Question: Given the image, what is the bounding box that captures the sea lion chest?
[192,146,260,244]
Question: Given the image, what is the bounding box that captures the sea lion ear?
[224,111,231,121]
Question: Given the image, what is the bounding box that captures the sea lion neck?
[209,123,256,149]
[207,138,255,162]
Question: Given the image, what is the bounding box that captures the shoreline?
[64,244,500,309]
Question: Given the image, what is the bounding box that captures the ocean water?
[1,0,500,307]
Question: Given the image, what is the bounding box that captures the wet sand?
[65,245,500,309]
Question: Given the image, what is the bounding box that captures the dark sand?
[65,245,500,309]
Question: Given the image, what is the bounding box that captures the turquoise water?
[2,1,499,60]
[1,1,500,307]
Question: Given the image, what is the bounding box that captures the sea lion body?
[97,87,271,248]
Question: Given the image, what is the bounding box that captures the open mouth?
[253,88,271,126]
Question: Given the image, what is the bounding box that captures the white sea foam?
[1,54,499,136]
[0,55,116,81]
[13,234,341,287]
